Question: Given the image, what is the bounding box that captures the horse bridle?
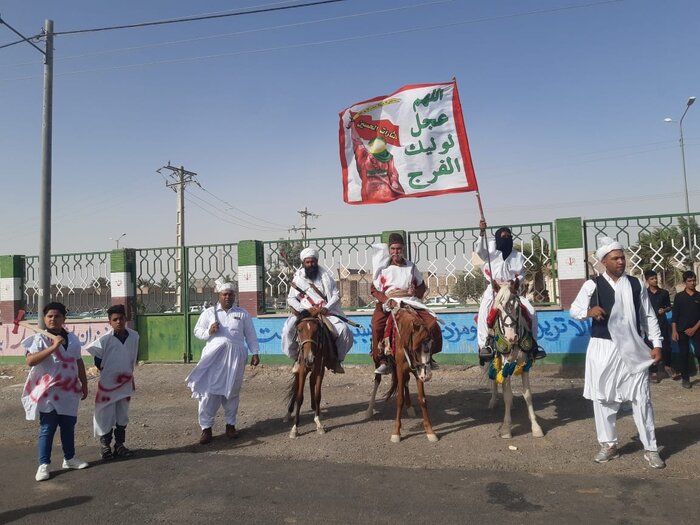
[296,317,321,350]
[392,307,431,376]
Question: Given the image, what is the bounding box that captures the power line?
[0,0,624,82]
[52,0,347,36]
[194,184,289,229]
[185,189,284,232]
[1,0,453,68]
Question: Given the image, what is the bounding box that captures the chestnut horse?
[284,314,338,438]
[367,305,438,443]
[487,286,544,439]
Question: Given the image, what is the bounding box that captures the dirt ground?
[1,362,698,480]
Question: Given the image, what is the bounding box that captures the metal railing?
[262,234,382,312]
[583,212,699,290]
[409,222,557,306]
[23,251,111,318]
[187,243,238,313]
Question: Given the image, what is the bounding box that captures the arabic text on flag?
[339,81,478,205]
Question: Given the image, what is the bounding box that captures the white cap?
[300,248,319,261]
[595,236,624,261]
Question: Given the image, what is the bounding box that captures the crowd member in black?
[671,271,700,389]
[644,270,677,382]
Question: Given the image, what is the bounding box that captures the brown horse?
[367,305,439,443]
[284,314,338,438]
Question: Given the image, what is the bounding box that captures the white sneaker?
[62,457,88,470]
[374,363,391,375]
[35,463,50,481]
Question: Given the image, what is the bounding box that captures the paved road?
[0,444,695,524]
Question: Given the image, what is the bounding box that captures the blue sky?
[1,0,698,255]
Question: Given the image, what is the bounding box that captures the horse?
[283,312,338,438]
[486,286,544,439]
[367,304,439,443]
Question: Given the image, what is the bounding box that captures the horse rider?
[281,248,353,374]
[476,220,546,363]
[370,232,442,375]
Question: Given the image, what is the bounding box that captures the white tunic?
[85,328,139,435]
[21,333,83,420]
[186,304,259,399]
[475,237,525,285]
[570,273,661,402]
[282,267,354,359]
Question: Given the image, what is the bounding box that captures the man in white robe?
[281,248,353,374]
[186,281,260,445]
[570,237,665,468]
[475,220,544,361]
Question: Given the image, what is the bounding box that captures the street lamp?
[109,233,126,249]
[665,96,696,267]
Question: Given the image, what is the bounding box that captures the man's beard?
[391,255,405,265]
[304,266,319,280]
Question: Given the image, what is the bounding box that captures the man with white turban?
[570,237,665,468]
[281,248,353,374]
[186,280,260,445]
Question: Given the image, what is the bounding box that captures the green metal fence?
[408,222,557,306]
[262,234,382,313]
[583,212,699,290]
[187,243,238,313]
[23,251,111,318]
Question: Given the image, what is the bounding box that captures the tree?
[632,217,699,289]
[452,271,488,304]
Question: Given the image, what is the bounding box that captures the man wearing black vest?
[671,270,700,389]
[570,237,665,469]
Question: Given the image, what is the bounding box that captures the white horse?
[486,286,544,439]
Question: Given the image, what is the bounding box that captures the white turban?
[595,236,624,261]
[214,278,235,293]
[300,248,319,262]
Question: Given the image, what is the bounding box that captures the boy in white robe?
[22,302,89,481]
[85,304,139,460]
[186,281,260,445]
[570,237,665,469]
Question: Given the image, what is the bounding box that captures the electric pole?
[158,163,198,312]
[0,17,54,326]
[289,207,319,241]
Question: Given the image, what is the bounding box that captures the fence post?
[555,217,586,309]
[0,255,25,324]
[238,240,264,316]
[110,249,137,323]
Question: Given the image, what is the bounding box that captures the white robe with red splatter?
[21,333,83,421]
[85,328,139,436]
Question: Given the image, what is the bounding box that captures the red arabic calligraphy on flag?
[339,80,478,205]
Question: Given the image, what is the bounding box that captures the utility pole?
[289,207,319,241]
[0,17,54,327]
[158,163,198,312]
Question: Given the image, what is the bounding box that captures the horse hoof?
[532,428,544,438]
[317,427,326,435]
[427,433,439,443]
[406,407,416,418]
[500,433,512,439]
[289,429,298,439]
[365,410,374,420]
[390,434,401,443]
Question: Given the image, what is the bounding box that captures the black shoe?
[101,445,114,461]
[113,443,134,458]
[532,346,547,360]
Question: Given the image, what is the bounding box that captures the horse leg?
[488,376,498,410]
[404,382,416,417]
[314,365,326,435]
[522,371,544,437]
[366,373,381,419]
[391,365,404,443]
[283,374,297,423]
[416,377,438,442]
[290,368,306,439]
[500,376,513,439]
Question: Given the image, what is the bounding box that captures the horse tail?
[384,365,398,401]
